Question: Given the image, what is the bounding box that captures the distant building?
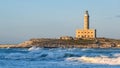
[60,36,73,40]
[76,11,96,39]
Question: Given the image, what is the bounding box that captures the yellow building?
[76,11,96,39]
[60,36,73,40]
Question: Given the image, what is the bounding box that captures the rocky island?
[1,37,120,48]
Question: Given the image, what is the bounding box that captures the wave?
[3,48,81,61]
[66,56,120,65]
[113,53,120,57]
[2,48,120,65]
[28,46,41,51]
[81,48,91,51]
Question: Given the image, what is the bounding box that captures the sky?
[0,0,120,44]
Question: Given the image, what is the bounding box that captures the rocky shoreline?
[1,38,120,48]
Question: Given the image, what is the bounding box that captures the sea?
[0,47,120,68]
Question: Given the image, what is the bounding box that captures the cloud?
[116,15,120,18]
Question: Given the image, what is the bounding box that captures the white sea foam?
[81,48,90,51]
[28,46,40,51]
[66,56,120,65]
[113,53,120,57]
[99,55,108,58]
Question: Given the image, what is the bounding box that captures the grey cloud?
[116,15,120,18]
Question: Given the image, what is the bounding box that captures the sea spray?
[66,55,120,65]
[28,46,40,51]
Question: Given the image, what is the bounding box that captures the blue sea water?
[0,47,120,68]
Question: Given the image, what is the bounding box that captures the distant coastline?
[0,37,120,48]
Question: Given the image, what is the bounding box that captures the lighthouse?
[84,10,89,30]
[76,11,96,39]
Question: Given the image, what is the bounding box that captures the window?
[88,35,89,37]
[84,35,86,38]
[91,35,93,37]
[81,35,83,38]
